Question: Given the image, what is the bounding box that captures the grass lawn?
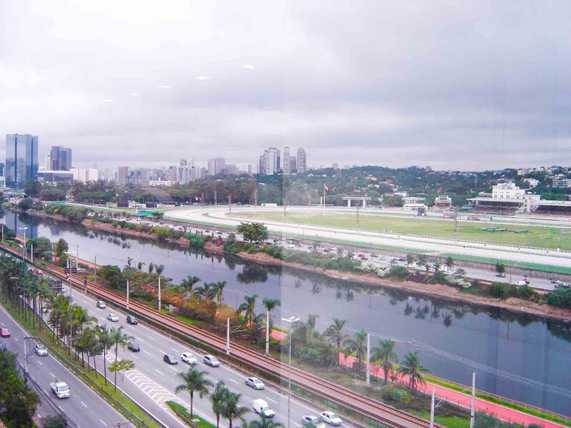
[236,212,571,251]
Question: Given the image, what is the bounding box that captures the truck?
[50,381,71,399]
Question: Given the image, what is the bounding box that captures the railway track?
[2,244,434,428]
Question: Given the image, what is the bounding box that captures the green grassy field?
[236,212,571,251]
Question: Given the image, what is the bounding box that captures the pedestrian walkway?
[339,354,566,428]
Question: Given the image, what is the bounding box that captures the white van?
[252,399,275,418]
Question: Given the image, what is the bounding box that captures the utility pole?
[126,280,130,309]
[226,318,230,355]
[430,389,435,428]
[30,243,34,264]
[94,256,97,284]
[469,372,476,428]
[366,332,370,385]
[157,275,161,312]
[265,310,270,355]
[214,189,218,206]
[228,194,232,213]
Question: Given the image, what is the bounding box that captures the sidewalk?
[339,354,566,428]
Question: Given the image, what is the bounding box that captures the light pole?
[366,332,371,385]
[226,317,230,355]
[469,372,476,428]
[126,280,130,309]
[282,315,300,428]
[19,226,28,260]
[157,275,161,312]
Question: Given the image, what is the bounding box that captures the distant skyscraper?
[5,134,39,187]
[282,146,291,174]
[117,166,129,186]
[208,158,226,176]
[290,156,297,173]
[50,146,72,171]
[296,147,307,173]
[263,148,280,175]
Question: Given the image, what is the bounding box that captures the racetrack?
[164,206,571,270]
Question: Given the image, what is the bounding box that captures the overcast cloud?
[1,0,570,170]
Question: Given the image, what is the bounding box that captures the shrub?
[547,288,571,308]
[386,265,410,280]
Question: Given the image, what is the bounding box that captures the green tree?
[324,319,347,366]
[54,238,69,259]
[262,298,280,341]
[221,390,249,428]
[109,359,135,391]
[371,339,398,384]
[238,294,258,328]
[495,262,506,276]
[398,351,426,392]
[237,222,268,243]
[175,368,213,418]
[0,348,39,427]
[343,329,368,374]
[243,417,285,428]
[210,381,228,428]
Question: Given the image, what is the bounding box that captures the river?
[4,210,571,416]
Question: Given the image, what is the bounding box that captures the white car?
[203,355,220,367]
[34,343,48,357]
[245,377,265,390]
[50,381,71,399]
[252,399,275,418]
[181,352,198,365]
[107,313,119,322]
[96,300,106,309]
[320,411,342,426]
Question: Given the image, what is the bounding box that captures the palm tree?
[214,281,227,305]
[398,351,426,392]
[148,262,155,274]
[324,319,347,366]
[238,294,258,328]
[210,381,228,428]
[371,339,398,384]
[109,359,135,391]
[175,368,213,418]
[96,326,113,384]
[343,329,367,374]
[155,264,165,276]
[221,391,249,428]
[180,275,201,294]
[243,417,285,428]
[137,261,145,271]
[445,256,454,270]
[262,298,280,342]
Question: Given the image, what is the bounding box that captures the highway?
[64,284,353,428]
[0,302,129,428]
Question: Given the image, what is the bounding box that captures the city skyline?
[2,1,571,170]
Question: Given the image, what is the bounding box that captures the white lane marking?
[58,405,65,412]
[142,350,153,357]
[37,361,43,366]
[168,366,178,373]
[81,401,88,408]
[99,418,108,426]
[155,369,164,375]
[49,372,55,377]
[229,378,239,384]
[264,396,277,404]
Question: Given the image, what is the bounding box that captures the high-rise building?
[117,166,129,186]
[208,158,226,176]
[296,147,307,173]
[290,156,297,173]
[50,146,72,171]
[5,134,39,188]
[71,168,99,183]
[282,146,291,174]
[177,159,194,184]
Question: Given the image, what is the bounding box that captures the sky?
[1,0,571,170]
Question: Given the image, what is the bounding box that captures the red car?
[0,328,10,338]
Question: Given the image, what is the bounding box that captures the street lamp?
[282,315,300,428]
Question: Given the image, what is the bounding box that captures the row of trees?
[295,316,426,392]
[0,255,135,392]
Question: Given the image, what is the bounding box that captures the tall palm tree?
[180,275,201,294]
[148,262,155,274]
[324,319,347,366]
[343,329,368,374]
[194,282,217,301]
[262,298,280,341]
[214,281,227,305]
[398,351,426,392]
[243,417,285,428]
[371,339,398,384]
[221,391,249,428]
[96,326,113,384]
[155,264,165,276]
[238,294,258,328]
[175,368,213,418]
[210,381,228,428]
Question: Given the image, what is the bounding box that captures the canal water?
[4,211,571,416]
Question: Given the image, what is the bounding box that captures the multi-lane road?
[0,303,129,428]
[63,284,350,428]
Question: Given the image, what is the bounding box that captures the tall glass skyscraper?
[49,146,72,170]
[5,134,39,188]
